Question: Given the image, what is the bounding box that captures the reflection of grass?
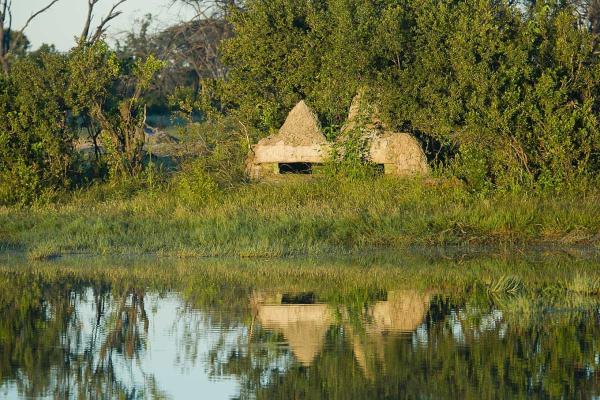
[0,251,598,308]
[26,244,62,261]
[498,294,534,320]
[2,252,600,349]
[564,273,600,294]
[484,275,523,295]
[4,252,600,361]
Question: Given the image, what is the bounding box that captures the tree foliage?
[2,0,600,205]
[0,50,76,205]
[0,41,162,204]
[379,0,600,190]
[217,0,600,190]
[70,41,164,177]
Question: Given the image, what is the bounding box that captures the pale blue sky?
[13,0,194,51]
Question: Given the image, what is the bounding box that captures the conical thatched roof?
[342,91,382,134]
[257,304,333,366]
[262,101,327,146]
[248,101,331,168]
[368,290,431,333]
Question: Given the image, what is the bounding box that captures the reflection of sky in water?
[1,291,241,400]
[142,294,242,400]
[450,310,465,344]
[2,286,600,399]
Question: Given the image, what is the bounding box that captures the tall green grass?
[1,251,599,305]
[0,175,599,257]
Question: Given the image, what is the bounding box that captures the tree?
[0,0,61,75]
[217,0,403,132]
[69,0,166,178]
[0,49,76,205]
[376,0,600,189]
[69,41,164,177]
[215,0,600,190]
[116,14,232,114]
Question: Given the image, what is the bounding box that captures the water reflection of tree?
[4,268,600,399]
[171,284,252,372]
[203,292,600,399]
[0,273,162,399]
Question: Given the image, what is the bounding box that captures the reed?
[1,176,598,257]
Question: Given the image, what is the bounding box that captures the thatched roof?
[257,304,333,366]
[249,101,331,166]
[368,290,431,333]
[261,101,327,147]
[342,91,382,134]
[370,132,429,175]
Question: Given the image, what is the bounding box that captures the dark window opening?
[279,162,313,174]
[282,292,316,304]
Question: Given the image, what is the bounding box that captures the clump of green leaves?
[214,0,600,191]
[69,42,165,178]
[325,127,381,180]
[172,159,220,206]
[0,50,76,205]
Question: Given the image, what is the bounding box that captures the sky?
[12,0,194,51]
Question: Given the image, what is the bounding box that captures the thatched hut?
[251,292,334,366]
[246,101,331,180]
[340,93,429,176]
[367,290,431,333]
[347,290,432,380]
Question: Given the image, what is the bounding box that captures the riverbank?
[2,249,600,301]
[1,177,599,259]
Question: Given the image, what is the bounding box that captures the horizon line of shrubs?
[1,0,600,206]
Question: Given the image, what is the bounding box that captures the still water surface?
[1,254,600,399]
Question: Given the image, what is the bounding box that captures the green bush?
[172,159,220,206]
[170,117,249,205]
[68,42,164,178]
[0,41,163,205]
[0,51,76,205]
[215,0,600,190]
[378,0,600,190]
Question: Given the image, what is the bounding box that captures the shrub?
[0,51,76,205]
[172,159,220,206]
[68,42,164,178]
[171,117,249,205]
[215,0,600,190]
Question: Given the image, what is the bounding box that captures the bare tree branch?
[80,0,127,45]
[0,0,61,75]
[0,0,9,74]
[79,0,99,44]
[90,0,126,43]
[18,0,61,36]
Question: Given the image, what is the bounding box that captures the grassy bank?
[2,250,600,306]
[1,175,599,258]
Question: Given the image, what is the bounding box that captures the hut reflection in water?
[250,290,432,375]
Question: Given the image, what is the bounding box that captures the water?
[1,253,600,399]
